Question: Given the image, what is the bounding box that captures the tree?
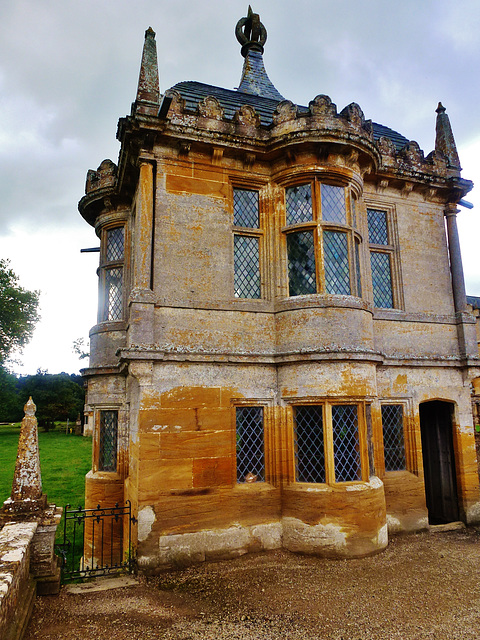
[0,259,40,366]
[72,337,89,360]
[16,372,85,430]
[0,367,23,422]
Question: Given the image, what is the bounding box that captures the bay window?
[100,226,125,321]
[284,181,361,298]
[293,402,366,484]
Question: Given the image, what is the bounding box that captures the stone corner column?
[444,203,467,314]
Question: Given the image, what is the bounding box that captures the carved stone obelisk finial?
[3,397,48,513]
[435,102,461,169]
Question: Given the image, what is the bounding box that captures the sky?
[1,0,480,375]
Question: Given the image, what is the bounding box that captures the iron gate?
[56,501,136,582]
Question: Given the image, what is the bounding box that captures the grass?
[0,422,92,511]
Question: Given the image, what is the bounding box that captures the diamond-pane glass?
[352,198,357,228]
[355,239,362,297]
[332,405,361,482]
[286,184,313,225]
[233,189,259,228]
[323,231,350,295]
[382,405,406,471]
[294,406,325,483]
[367,209,388,245]
[370,251,393,308]
[234,235,260,298]
[287,231,316,296]
[236,407,264,482]
[321,184,346,224]
[106,227,124,261]
[99,410,118,472]
[105,267,123,320]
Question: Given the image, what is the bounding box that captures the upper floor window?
[233,189,262,298]
[284,181,361,298]
[367,208,395,308]
[101,226,124,321]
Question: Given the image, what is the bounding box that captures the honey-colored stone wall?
[82,73,480,571]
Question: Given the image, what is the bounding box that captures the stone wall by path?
[0,522,38,640]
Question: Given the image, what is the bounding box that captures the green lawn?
[0,423,92,510]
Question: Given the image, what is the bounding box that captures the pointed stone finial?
[435,102,461,169]
[135,26,160,115]
[235,7,284,101]
[3,397,48,513]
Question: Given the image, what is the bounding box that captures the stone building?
[79,9,480,569]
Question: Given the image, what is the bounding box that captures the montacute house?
[79,8,480,570]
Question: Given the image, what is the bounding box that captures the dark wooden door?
[419,401,459,524]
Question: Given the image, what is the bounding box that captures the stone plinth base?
[0,504,63,596]
[2,494,48,514]
[36,557,62,596]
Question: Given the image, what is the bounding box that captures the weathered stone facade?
[79,10,480,570]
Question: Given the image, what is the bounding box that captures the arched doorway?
[419,400,459,524]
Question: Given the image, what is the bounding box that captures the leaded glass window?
[284,180,360,299]
[294,406,325,483]
[106,227,124,261]
[370,251,393,308]
[286,184,313,225]
[321,184,346,224]
[355,239,362,297]
[382,405,406,471]
[105,267,123,321]
[234,236,260,298]
[233,189,261,299]
[367,208,398,309]
[332,405,361,482]
[367,209,388,245]
[234,189,259,228]
[236,407,264,482]
[323,231,350,295]
[99,410,118,472]
[287,231,316,296]
[101,226,125,322]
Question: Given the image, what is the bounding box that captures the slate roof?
[467,296,480,310]
[170,80,410,151]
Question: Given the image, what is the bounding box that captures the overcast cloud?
[1,0,479,374]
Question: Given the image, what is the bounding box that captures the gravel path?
[25,527,480,640]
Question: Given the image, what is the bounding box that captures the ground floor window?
[332,405,361,481]
[381,404,406,471]
[99,410,118,472]
[236,406,265,482]
[293,403,363,483]
[294,405,325,482]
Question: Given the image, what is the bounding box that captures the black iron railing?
[56,501,136,582]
